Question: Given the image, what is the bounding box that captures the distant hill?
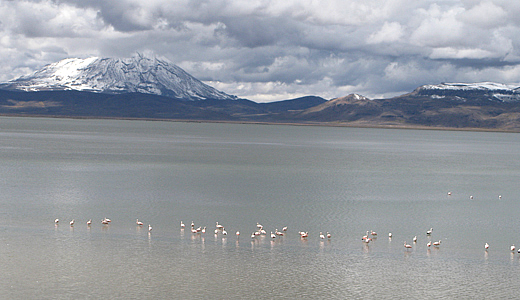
[290,83,520,130]
[0,89,326,121]
[295,94,381,122]
[0,89,258,120]
[259,96,327,113]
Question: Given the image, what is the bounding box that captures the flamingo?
[104,218,111,223]
[101,219,109,224]
[180,221,185,228]
[148,224,152,231]
[236,231,240,237]
[470,195,474,200]
[426,228,433,235]
[54,218,59,224]
[251,232,256,239]
[319,232,325,239]
[388,232,392,238]
[327,232,331,239]
[404,241,412,249]
[299,231,308,238]
[86,219,92,226]
[214,229,219,235]
[216,222,224,230]
[202,227,206,234]
[370,230,377,236]
[413,236,417,243]
[282,226,287,232]
[427,241,432,247]
[70,219,75,226]
[256,223,263,229]
[191,227,197,233]
[270,231,276,239]
[196,226,202,233]
[499,195,502,199]
[222,228,227,235]
[362,231,371,243]
[511,244,516,252]
[485,243,489,250]
[275,229,284,236]
[136,219,143,226]
[447,191,452,196]
[433,240,441,247]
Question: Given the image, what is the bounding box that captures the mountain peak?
[332,94,370,102]
[0,55,236,101]
[300,93,372,115]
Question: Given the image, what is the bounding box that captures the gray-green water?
[1,117,520,299]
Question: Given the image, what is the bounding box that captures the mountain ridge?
[0,54,236,101]
[1,86,520,131]
[410,82,520,103]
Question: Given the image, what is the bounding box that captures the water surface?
[0,117,519,299]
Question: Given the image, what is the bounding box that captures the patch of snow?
[419,82,520,102]
[3,54,236,101]
[493,94,520,102]
[422,82,519,91]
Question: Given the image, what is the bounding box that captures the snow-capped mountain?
[0,53,236,101]
[414,82,520,102]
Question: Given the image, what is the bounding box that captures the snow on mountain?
[415,82,520,102]
[0,53,236,101]
[421,82,518,91]
[330,93,370,102]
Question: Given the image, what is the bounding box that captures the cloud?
[367,22,404,44]
[2,1,103,38]
[1,0,520,101]
[459,1,507,28]
[410,4,466,48]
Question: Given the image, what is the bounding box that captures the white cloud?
[430,47,494,59]
[2,1,103,38]
[459,1,507,28]
[410,4,466,48]
[209,76,348,102]
[1,0,520,101]
[367,22,404,44]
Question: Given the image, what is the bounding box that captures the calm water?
[1,117,520,299]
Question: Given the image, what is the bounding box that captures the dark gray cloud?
[1,0,520,102]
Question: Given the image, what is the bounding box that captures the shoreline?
[1,113,519,133]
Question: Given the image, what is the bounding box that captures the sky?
[1,0,520,102]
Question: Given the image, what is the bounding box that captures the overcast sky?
[1,0,520,102]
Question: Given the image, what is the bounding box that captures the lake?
[0,116,519,299]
